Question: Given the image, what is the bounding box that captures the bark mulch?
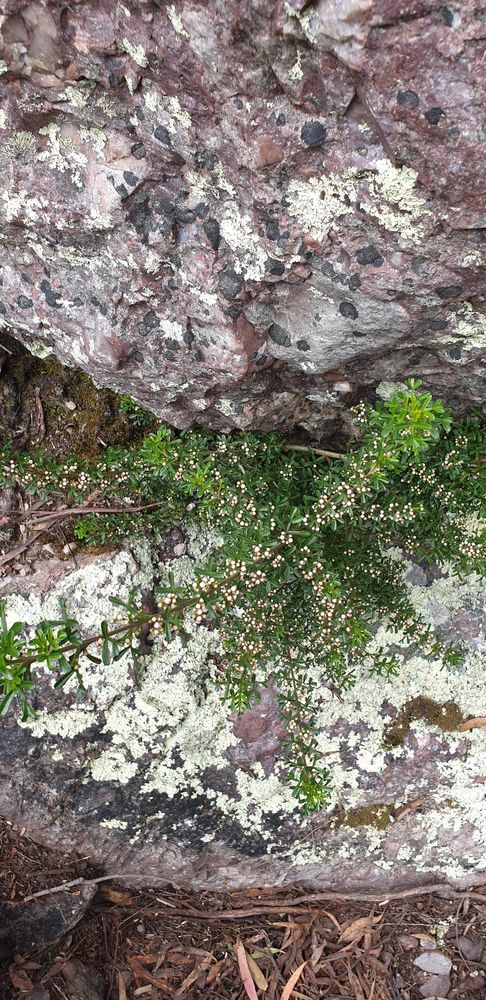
[1,819,485,1000]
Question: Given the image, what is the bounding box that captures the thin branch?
[287,445,345,460]
[21,877,486,910]
[1,500,166,528]
[22,874,130,903]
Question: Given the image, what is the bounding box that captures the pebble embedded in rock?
[397,90,419,109]
[414,951,452,975]
[425,107,445,125]
[435,285,461,299]
[339,300,358,319]
[300,120,327,147]
[356,245,384,267]
[268,323,291,346]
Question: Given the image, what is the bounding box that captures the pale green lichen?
[63,84,94,108]
[144,90,191,133]
[220,203,270,280]
[0,111,7,130]
[362,159,428,242]
[376,380,408,400]
[167,5,189,38]
[24,338,54,359]
[144,250,162,274]
[7,535,486,873]
[462,250,482,266]
[288,159,427,244]
[84,207,114,230]
[37,123,88,189]
[0,61,7,75]
[445,304,486,352]
[79,125,107,157]
[121,38,148,68]
[288,51,303,81]
[2,130,37,162]
[287,171,357,241]
[1,188,47,224]
[284,1,317,44]
[95,94,118,118]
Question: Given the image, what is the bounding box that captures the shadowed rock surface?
[0,0,484,433]
[0,542,484,892]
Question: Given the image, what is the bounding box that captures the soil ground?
[1,819,486,1000]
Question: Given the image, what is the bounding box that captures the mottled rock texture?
[0,540,485,893]
[0,0,484,433]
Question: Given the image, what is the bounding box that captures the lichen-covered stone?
[0,0,484,434]
[0,534,485,892]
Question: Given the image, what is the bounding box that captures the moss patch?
[383,696,465,749]
[0,334,157,458]
[335,803,394,830]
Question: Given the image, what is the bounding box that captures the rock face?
[0,535,485,892]
[0,1,484,434]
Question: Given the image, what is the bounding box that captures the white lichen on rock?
[79,125,107,157]
[288,159,427,244]
[284,1,318,44]
[1,188,47,225]
[144,250,162,274]
[2,130,37,162]
[23,338,54,359]
[167,5,190,38]
[219,203,267,280]
[0,61,7,75]
[144,89,191,133]
[288,51,303,81]
[362,159,428,242]
[287,171,356,241]
[444,304,486,352]
[120,38,148,68]
[0,111,8,130]
[5,534,486,874]
[37,123,88,189]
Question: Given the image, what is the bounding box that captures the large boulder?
[0,534,485,892]
[0,0,484,433]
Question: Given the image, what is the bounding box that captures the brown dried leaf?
[99,885,137,905]
[206,959,225,984]
[338,914,382,944]
[346,964,366,1000]
[246,953,268,991]
[235,940,259,1000]
[280,962,307,1000]
[10,968,34,992]
[175,955,212,996]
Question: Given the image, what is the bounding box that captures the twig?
[1,500,166,528]
[352,76,398,166]
[0,529,50,570]
[287,445,345,460]
[22,873,129,903]
[110,885,486,920]
[21,875,486,912]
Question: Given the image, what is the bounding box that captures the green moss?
[0,337,156,458]
[335,803,394,830]
[383,696,465,749]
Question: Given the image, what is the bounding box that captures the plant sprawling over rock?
[0,382,484,809]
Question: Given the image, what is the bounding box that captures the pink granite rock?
[0,0,484,434]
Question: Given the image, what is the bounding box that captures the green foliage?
[0,382,484,810]
[118,394,157,434]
